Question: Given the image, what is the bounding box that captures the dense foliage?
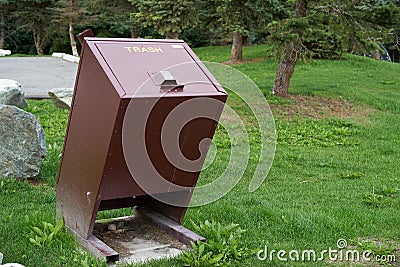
[268,0,400,59]
[0,0,399,60]
[268,0,400,97]
[130,0,198,39]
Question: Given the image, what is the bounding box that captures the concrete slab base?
[116,238,184,265]
[92,212,200,265]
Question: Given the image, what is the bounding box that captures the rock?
[0,105,47,179]
[0,79,28,108]
[0,49,11,56]
[48,88,73,110]
[108,224,117,231]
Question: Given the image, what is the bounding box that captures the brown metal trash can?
[56,38,227,260]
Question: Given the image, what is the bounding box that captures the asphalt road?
[0,57,78,98]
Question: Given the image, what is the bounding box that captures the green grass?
[8,54,51,57]
[1,47,399,266]
[193,44,271,63]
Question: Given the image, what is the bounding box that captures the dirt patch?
[27,178,51,189]
[270,94,374,120]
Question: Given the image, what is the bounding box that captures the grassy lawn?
[1,46,399,266]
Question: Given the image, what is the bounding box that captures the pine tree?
[0,0,15,49]
[89,0,138,38]
[16,0,56,55]
[217,0,286,62]
[272,0,307,98]
[270,0,400,97]
[54,0,85,56]
[130,0,198,39]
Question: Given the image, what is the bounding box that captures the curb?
[0,49,12,56]
[51,52,80,63]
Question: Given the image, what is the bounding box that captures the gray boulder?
[48,88,73,110]
[0,105,47,179]
[0,79,28,108]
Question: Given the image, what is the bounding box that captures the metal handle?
[148,70,184,92]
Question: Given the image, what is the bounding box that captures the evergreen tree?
[270,0,400,97]
[54,0,85,56]
[16,0,56,55]
[0,0,15,49]
[217,0,287,62]
[89,0,138,38]
[130,0,198,39]
[0,0,7,49]
[217,0,248,61]
[271,0,307,97]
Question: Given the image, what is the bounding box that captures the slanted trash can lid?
[91,39,221,97]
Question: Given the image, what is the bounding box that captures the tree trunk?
[32,27,45,55]
[69,18,78,56]
[272,0,308,97]
[166,32,179,39]
[347,32,357,53]
[0,5,5,49]
[131,22,140,38]
[231,31,243,62]
[273,42,301,97]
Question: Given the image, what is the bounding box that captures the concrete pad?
[118,238,183,264]
[0,57,78,98]
[93,216,187,265]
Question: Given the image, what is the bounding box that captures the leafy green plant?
[181,241,224,267]
[362,192,394,208]
[378,185,399,197]
[0,179,16,195]
[0,178,26,195]
[180,220,247,267]
[363,185,399,208]
[27,219,64,247]
[71,248,107,267]
[358,240,397,257]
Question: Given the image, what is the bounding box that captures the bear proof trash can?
[56,38,227,261]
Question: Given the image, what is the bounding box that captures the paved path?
[0,57,78,98]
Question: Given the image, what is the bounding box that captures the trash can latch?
[148,70,184,92]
